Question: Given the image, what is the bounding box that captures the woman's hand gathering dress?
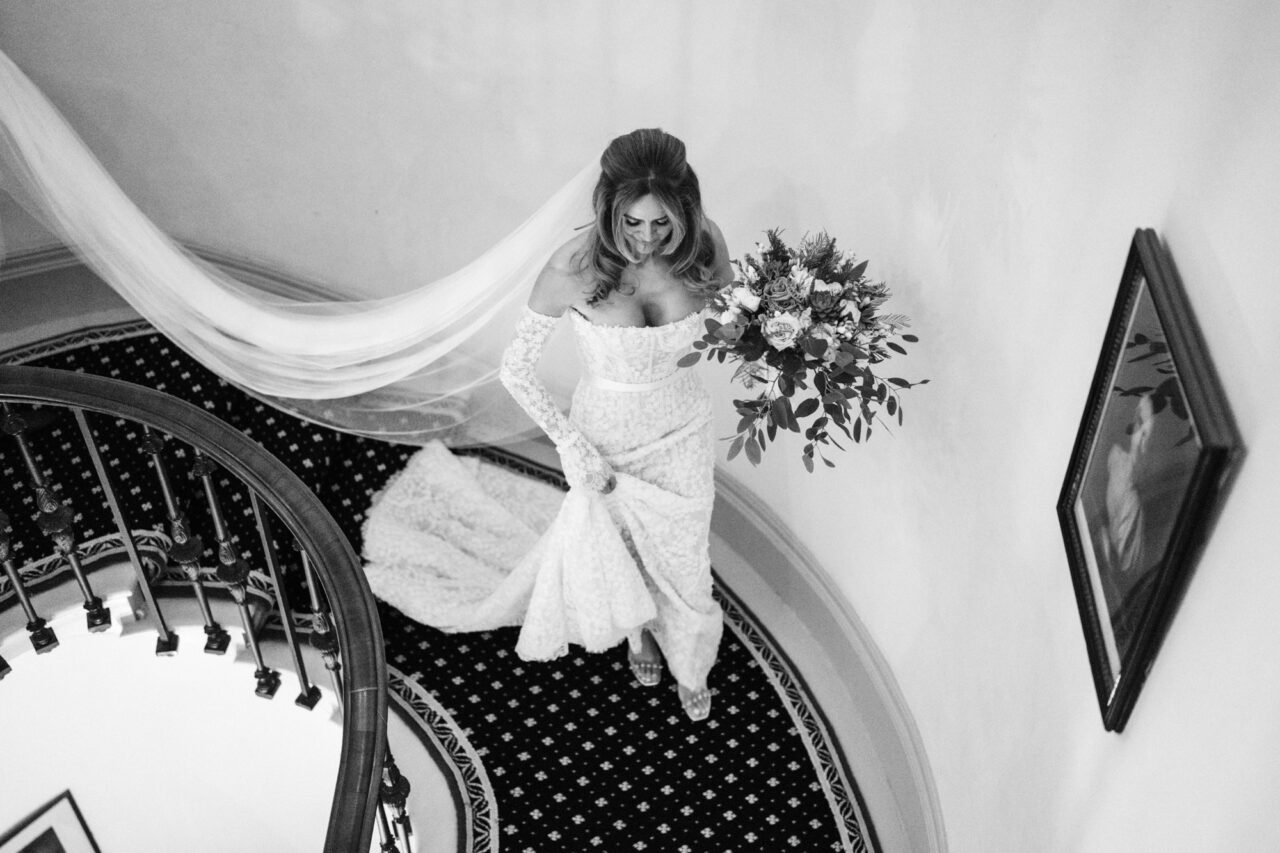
[362,306,722,692]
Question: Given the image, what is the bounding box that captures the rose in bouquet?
[678,230,927,471]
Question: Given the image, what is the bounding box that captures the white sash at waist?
[581,371,682,393]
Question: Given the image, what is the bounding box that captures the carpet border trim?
[0,319,156,365]
[388,665,499,853]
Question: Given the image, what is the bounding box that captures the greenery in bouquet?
[679,229,927,471]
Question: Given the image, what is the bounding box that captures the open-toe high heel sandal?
[627,650,663,687]
[680,687,712,722]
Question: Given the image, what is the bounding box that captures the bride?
[0,53,733,719]
[364,128,732,721]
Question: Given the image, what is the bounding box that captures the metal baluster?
[295,544,344,698]
[216,546,281,699]
[139,428,230,654]
[2,405,110,632]
[0,509,59,654]
[374,799,399,853]
[190,453,281,699]
[246,492,321,709]
[381,751,413,850]
[75,411,178,655]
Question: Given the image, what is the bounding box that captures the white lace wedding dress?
[362,307,722,691]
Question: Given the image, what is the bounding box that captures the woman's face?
[619,194,674,261]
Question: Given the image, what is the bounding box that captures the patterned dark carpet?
[1,322,875,852]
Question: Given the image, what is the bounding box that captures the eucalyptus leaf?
[771,396,789,428]
[802,337,827,358]
[677,352,702,368]
[782,396,800,432]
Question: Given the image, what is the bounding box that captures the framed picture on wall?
[1057,229,1243,732]
[0,792,100,853]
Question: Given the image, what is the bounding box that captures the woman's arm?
[498,241,615,493]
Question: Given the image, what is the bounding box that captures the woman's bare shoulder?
[545,231,593,275]
[704,217,730,251]
[529,231,594,315]
[703,217,733,283]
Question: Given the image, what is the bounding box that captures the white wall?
[0,578,456,853]
[3,2,1279,850]
[0,579,343,853]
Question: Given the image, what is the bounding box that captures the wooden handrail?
[0,365,386,853]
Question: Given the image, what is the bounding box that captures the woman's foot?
[678,684,712,722]
[627,630,663,687]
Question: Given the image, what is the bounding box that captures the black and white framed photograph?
[0,792,100,853]
[1058,229,1244,732]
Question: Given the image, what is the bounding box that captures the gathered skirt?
[362,371,722,689]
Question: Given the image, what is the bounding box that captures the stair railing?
[0,365,389,853]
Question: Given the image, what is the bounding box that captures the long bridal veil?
[0,49,593,445]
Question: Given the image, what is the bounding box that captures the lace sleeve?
[499,308,613,492]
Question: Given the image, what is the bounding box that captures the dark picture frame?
[0,792,100,853]
[1057,229,1244,732]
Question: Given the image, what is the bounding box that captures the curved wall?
[3,3,1280,851]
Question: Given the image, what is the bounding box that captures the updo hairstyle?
[578,128,718,306]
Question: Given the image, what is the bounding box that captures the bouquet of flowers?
[678,230,927,471]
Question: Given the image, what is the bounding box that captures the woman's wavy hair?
[577,128,718,306]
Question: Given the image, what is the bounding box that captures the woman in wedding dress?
[0,51,730,718]
[363,129,732,721]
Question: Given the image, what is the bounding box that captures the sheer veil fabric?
[0,48,593,446]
